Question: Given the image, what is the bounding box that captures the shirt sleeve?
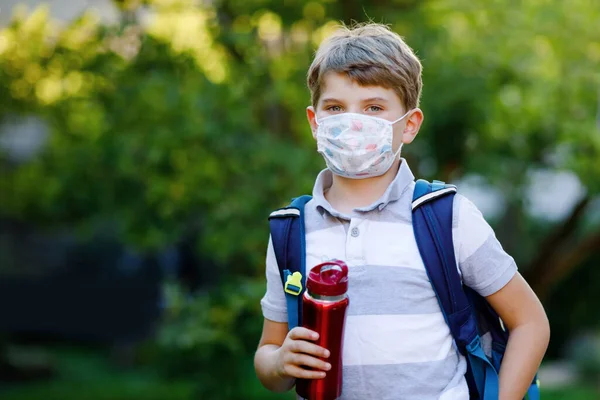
[453,194,517,297]
[260,235,288,323]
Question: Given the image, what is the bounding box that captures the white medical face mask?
[315,111,411,179]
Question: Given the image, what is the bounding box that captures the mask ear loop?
[314,115,326,138]
[389,109,412,159]
[393,143,404,160]
[390,109,413,125]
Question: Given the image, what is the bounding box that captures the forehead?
[319,72,401,104]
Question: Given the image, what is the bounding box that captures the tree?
[1,0,599,372]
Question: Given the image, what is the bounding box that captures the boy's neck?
[324,159,401,215]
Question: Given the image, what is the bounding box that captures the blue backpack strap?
[526,378,540,400]
[412,180,499,400]
[268,195,312,331]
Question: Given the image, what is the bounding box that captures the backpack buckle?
[432,180,446,191]
[284,271,303,296]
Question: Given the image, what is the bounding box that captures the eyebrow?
[320,97,389,104]
[362,97,388,103]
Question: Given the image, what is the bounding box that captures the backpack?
[268,179,540,400]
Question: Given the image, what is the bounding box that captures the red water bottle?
[296,260,349,400]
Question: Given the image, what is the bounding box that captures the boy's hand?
[275,327,331,380]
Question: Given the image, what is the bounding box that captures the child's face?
[307,72,423,151]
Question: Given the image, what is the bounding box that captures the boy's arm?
[254,319,295,392]
[453,195,549,399]
[486,273,550,400]
[254,319,330,392]
[254,237,330,392]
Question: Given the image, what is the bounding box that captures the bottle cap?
[306,260,349,296]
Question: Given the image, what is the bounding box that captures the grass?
[540,386,598,400]
[0,346,194,400]
[0,346,596,399]
[0,345,294,400]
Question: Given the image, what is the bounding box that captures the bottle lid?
[306,260,349,296]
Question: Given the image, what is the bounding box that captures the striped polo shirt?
[260,159,517,399]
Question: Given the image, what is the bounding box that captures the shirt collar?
[311,158,415,219]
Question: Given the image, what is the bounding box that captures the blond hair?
[307,23,422,110]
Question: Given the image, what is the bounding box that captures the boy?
[254,23,549,399]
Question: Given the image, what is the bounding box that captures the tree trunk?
[523,195,598,300]
[529,229,600,301]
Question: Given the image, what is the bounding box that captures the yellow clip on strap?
[284,271,303,296]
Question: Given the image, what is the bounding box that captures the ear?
[307,106,318,139]
[401,108,424,144]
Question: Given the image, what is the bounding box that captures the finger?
[291,340,330,358]
[285,365,327,380]
[290,353,331,371]
[289,327,319,341]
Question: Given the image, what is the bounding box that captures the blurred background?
[0,0,599,399]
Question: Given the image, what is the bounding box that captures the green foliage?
[0,2,319,273]
[156,280,263,373]
[568,333,600,386]
[1,0,598,262]
[545,252,600,358]
[153,279,292,399]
